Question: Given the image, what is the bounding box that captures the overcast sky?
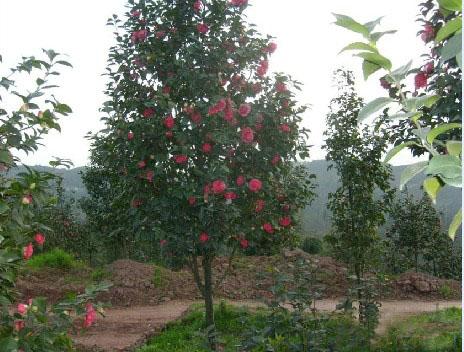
[0,0,426,167]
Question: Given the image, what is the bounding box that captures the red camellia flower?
[127,131,134,140]
[164,114,175,129]
[202,143,212,153]
[248,178,262,192]
[240,238,249,249]
[188,196,196,205]
[143,107,155,118]
[424,62,434,74]
[131,29,148,43]
[379,78,391,90]
[165,131,174,139]
[14,320,25,332]
[275,82,287,93]
[174,155,188,164]
[23,243,33,260]
[238,103,251,117]
[252,82,262,94]
[193,0,203,12]
[241,127,254,144]
[264,42,277,53]
[229,0,248,6]
[414,72,428,90]
[197,23,209,34]
[137,160,146,169]
[279,216,291,227]
[199,232,209,243]
[17,303,28,315]
[162,85,171,94]
[421,23,434,43]
[22,194,33,205]
[271,154,281,166]
[255,199,265,212]
[34,233,45,246]
[212,179,227,194]
[262,223,274,234]
[83,303,96,328]
[257,60,268,77]
[279,124,291,133]
[131,199,143,208]
[224,192,238,200]
[236,175,245,186]
[282,204,290,212]
[160,239,168,246]
[131,10,141,17]
[208,98,226,115]
[190,111,202,124]
[145,170,154,182]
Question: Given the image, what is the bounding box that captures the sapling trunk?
[203,254,216,350]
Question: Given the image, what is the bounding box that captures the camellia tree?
[334,0,462,239]
[87,0,314,342]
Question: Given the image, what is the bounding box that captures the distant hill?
[10,161,461,238]
[301,160,461,238]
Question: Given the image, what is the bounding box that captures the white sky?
[0,0,426,167]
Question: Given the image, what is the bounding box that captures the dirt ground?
[74,299,462,352]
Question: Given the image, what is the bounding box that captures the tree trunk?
[202,254,216,350]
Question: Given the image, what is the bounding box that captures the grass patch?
[152,265,169,288]
[26,248,83,270]
[375,307,462,351]
[138,304,461,352]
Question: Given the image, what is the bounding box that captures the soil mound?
[392,271,461,299]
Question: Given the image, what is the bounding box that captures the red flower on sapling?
[23,243,33,260]
[236,175,245,186]
[279,216,292,227]
[240,238,249,249]
[199,232,209,243]
[143,107,155,118]
[202,143,212,153]
[34,233,45,246]
[241,127,254,144]
[262,223,274,234]
[188,196,196,205]
[212,180,227,194]
[197,23,209,34]
[238,103,251,117]
[193,0,203,12]
[255,199,265,212]
[174,155,188,164]
[275,82,287,93]
[164,114,175,129]
[127,131,134,140]
[137,160,146,169]
[414,72,428,90]
[248,178,262,192]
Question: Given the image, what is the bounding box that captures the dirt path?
[75,299,461,352]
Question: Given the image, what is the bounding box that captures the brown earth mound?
[391,271,461,299]
[17,250,460,306]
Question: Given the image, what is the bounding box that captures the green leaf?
[55,103,73,114]
[435,17,462,42]
[438,0,462,11]
[399,161,428,190]
[389,61,413,82]
[364,17,383,33]
[384,141,417,163]
[0,201,9,214]
[426,123,462,144]
[358,97,396,122]
[0,150,12,165]
[333,13,370,38]
[339,42,378,54]
[356,52,392,70]
[426,155,462,181]
[387,111,421,121]
[56,60,73,68]
[423,176,442,204]
[457,51,462,69]
[446,141,462,156]
[362,60,381,80]
[369,30,397,42]
[404,95,439,112]
[448,208,461,240]
[440,33,462,62]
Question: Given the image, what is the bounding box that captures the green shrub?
[26,248,81,270]
[300,236,323,254]
[91,267,111,282]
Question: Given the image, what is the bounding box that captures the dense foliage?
[0,52,105,351]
